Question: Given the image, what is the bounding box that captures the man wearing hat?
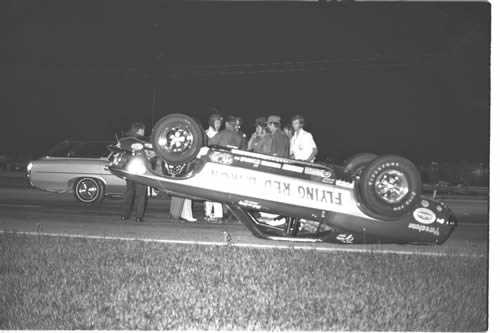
[266,115,290,158]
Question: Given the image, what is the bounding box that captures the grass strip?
[0,233,487,330]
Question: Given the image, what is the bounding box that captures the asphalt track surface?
[0,180,488,258]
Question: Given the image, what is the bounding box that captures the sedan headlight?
[131,143,144,151]
[26,162,33,176]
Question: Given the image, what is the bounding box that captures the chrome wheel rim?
[374,169,409,204]
[157,126,194,153]
[77,179,98,201]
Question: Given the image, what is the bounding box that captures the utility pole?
[150,17,163,130]
[150,86,157,129]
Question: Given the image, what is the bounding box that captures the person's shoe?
[136,217,143,223]
[212,218,224,224]
[181,216,197,223]
[120,215,129,221]
[204,216,217,223]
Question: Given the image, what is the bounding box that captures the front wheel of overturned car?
[74,178,104,204]
[357,155,421,219]
[152,113,204,164]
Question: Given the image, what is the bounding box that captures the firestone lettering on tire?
[367,162,401,186]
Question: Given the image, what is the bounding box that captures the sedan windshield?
[47,141,111,158]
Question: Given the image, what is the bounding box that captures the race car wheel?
[357,155,421,219]
[152,113,204,164]
[74,178,104,204]
[343,153,378,179]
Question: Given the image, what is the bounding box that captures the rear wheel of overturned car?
[357,155,421,219]
[152,113,204,164]
[343,153,378,179]
[74,178,104,204]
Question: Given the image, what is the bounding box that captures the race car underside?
[227,204,372,244]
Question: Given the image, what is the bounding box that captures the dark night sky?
[0,1,490,163]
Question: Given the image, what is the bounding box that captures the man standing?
[234,116,248,147]
[266,115,290,158]
[119,122,148,222]
[205,112,224,222]
[248,117,271,154]
[283,123,293,140]
[209,115,246,149]
[206,112,223,140]
[290,115,318,162]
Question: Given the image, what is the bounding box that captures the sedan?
[28,140,126,204]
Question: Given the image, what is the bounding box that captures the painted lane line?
[0,203,42,208]
[0,230,485,258]
[459,223,489,226]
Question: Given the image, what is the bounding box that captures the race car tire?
[357,155,421,219]
[343,153,378,179]
[152,113,204,164]
[74,177,104,204]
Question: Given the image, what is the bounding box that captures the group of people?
[206,112,318,163]
[119,111,318,223]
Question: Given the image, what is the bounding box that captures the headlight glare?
[127,158,147,175]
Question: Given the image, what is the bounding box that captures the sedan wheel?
[74,178,104,204]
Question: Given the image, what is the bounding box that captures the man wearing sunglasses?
[266,115,290,158]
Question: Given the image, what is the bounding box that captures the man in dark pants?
[119,122,148,222]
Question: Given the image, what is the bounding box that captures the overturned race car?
[108,114,456,245]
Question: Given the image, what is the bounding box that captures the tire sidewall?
[344,153,378,179]
[358,155,421,218]
[152,113,204,164]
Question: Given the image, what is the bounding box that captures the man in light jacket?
[290,115,318,162]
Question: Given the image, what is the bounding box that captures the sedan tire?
[74,178,104,204]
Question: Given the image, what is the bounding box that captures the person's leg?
[204,201,214,218]
[135,183,148,220]
[121,180,135,219]
[181,198,196,222]
[170,196,184,219]
[213,202,224,218]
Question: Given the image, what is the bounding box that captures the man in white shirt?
[290,115,318,162]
